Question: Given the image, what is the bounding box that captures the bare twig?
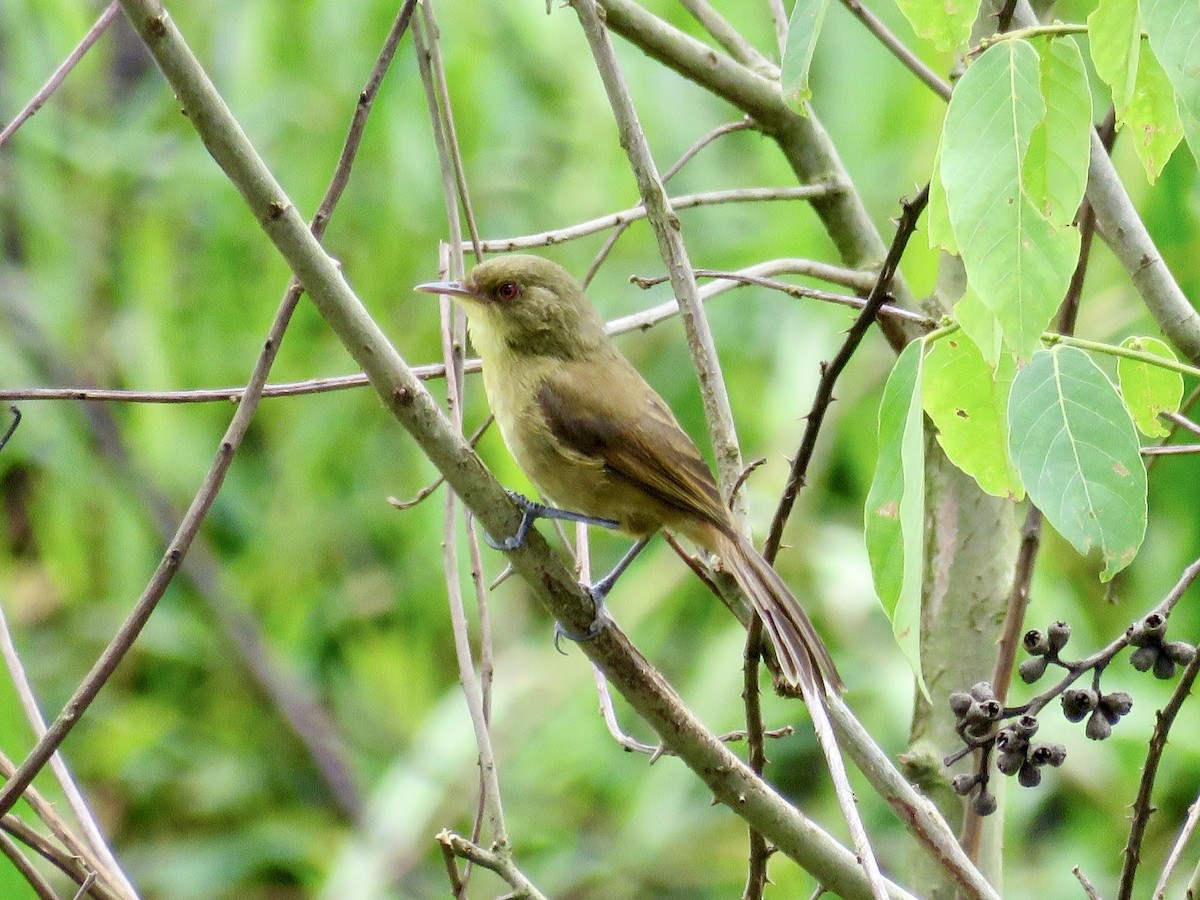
[594,665,660,754]
[743,616,771,900]
[1162,410,1200,438]
[763,184,929,564]
[417,0,483,262]
[632,268,932,326]
[1155,793,1200,898]
[766,0,789,56]
[837,0,951,100]
[3,257,900,410]
[0,830,58,900]
[0,3,121,147]
[1073,865,1103,900]
[388,410,492,511]
[0,290,300,818]
[596,0,920,349]
[584,118,756,286]
[473,184,839,253]
[678,0,779,75]
[0,620,135,897]
[1118,634,1200,900]
[437,830,550,900]
[0,815,117,899]
[1142,444,1200,456]
[0,407,20,451]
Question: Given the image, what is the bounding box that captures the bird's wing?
[537,362,729,529]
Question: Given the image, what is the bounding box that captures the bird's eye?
[496,281,521,301]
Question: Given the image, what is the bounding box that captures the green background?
[1,0,1199,896]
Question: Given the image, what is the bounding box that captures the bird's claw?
[482,491,539,550]
[552,585,608,653]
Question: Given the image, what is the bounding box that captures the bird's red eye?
[496,281,521,301]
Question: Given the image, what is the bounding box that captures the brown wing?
[538,360,729,530]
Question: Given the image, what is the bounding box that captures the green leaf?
[1126,43,1186,181]
[1089,0,1142,121]
[941,41,1081,360]
[927,141,958,253]
[1142,0,1200,166]
[781,0,833,110]
[1008,346,1147,580]
[924,336,1024,499]
[1024,37,1092,226]
[865,340,928,696]
[954,288,1004,367]
[1117,336,1184,436]
[895,0,981,51]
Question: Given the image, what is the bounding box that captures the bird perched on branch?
[416,254,841,696]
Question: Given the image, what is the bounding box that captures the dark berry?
[1047,621,1072,653]
[1019,656,1049,684]
[1130,645,1159,672]
[1086,710,1113,740]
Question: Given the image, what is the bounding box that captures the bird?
[416,254,842,695]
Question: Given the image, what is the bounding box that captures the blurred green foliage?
[0,0,1198,898]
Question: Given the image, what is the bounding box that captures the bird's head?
[415,255,608,358]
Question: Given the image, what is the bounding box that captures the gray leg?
[554,536,652,652]
[484,491,620,551]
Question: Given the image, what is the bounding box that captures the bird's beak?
[414,279,479,301]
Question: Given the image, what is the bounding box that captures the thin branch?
[1073,866,1103,900]
[837,0,951,100]
[0,0,419,823]
[827,696,1002,899]
[0,407,20,451]
[311,0,420,236]
[0,831,58,900]
[1118,635,1200,900]
[0,815,117,900]
[743,617,771,900]
[678,0,779,75]
[0,620,135,898]
[437,830,550,900]
[594,665,660,754]
[970,22,1088,55]
[584,118,756,287]
[1142,444,1200,456]
[1163,410,1200,438]
[763,184,930,565]
[1155,793,1200,898]
[633,267,933,326]
[570,0,747,509]
[418,0,483,262]
[0,2,121,147]
[2,256,894,409]
[472,184,840,253]
[766,0,789,56]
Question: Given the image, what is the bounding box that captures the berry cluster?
[1126,613,1196,679]
[943,611,1197,816]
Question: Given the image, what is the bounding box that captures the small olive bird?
[416,255,841,695]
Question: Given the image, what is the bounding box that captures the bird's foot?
[552,585,609,654]
[483,490,619,551]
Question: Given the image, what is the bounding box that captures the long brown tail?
[712,529,844,695]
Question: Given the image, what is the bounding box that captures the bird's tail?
[712,529,843,696]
